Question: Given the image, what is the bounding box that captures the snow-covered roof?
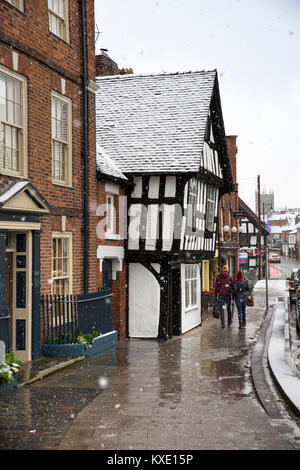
[239,197,269,236]
[268,212,296,223]
[96,144,128,182]
[0,180,51,212]
[0,181,29,205]
[95,70,218,174]
[268,226,284,234]
[287,222,300,235]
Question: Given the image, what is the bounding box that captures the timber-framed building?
[96,70,234,339]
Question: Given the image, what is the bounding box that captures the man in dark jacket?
[214,265,234,328]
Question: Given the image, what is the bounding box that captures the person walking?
[214,265,234,329]
[233,271,250,329]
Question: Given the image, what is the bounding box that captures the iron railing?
[41,288,113,345]
[0,307,10,353]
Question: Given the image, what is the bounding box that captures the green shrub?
[0,351,22,384]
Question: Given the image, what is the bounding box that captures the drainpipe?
[79,0,89,293]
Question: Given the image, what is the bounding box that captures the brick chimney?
[95,49,120,77]
[226,135,238,185]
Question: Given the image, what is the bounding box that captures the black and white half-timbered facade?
[238,197,269,269]
[95,71,234,339]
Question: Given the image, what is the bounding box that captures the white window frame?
[0,65,27,178]
[220,203,224,241]
[105,194,120,240]
[187,178,197,232]
[48,0,69,43]
[51,232,73,296]
[4,0,24,11]
[205,184,216,232]
[185,264,200,311]
[51,91,72,187]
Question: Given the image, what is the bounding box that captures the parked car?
[269,253,281,263]
[296,291,300,336]
[288,268,300,309]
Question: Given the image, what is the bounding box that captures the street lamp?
[231,226,237,241]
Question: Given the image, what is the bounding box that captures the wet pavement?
[1,277,300,450]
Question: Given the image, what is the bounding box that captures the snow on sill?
[105,233,121,241]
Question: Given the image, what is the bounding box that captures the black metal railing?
[41,288,113,345]
[0,307,10,353]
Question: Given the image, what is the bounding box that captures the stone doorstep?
[18,356,85,387]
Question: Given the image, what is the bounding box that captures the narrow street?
[268,255,299,280]
[1,264,300,451]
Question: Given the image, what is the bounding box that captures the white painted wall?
[148,176,160,199]
[129,263,160,338]
[181,263,201,334]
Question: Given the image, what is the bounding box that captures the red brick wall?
[219,136,239,234]
[96,181,127,338]
[217,136,240,274]
[0,0,97,294]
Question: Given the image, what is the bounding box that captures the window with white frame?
[52,234,72,295]
[187,178,197,232]
[185,264,199,310]
[106,194,115,235]
[51,92,72,186]
[205,184,216,231]
[48,0,69,42]
[0,67,27,177]
[5,0,24,11]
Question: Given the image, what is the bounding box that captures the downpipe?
[79,0,89,293]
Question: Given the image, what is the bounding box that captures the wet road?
[1,279,300,450]
[268,255,300,280]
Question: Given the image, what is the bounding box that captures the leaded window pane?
[48,0,67,41]
[52,96,68,182]
[185,264,199,309]
[0,72,22,172]
[52,237,70,295]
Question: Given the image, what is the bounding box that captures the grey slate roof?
[96,144,128,181]
[239,197,269,236]
[95,70,217,174]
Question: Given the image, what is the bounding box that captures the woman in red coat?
[214,265,234,328]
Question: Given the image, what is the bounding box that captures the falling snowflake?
[98,376,109,389]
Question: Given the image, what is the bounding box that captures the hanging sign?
[233,211,246,219]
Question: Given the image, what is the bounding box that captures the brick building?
[95,151,130,338]
[217,135,240,278]
[0,0,98,361]
[94,49,131,339]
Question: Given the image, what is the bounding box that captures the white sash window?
[0,67,27,177]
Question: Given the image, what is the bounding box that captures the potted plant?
[41,328,117,359]
[201,290,209,311]
[0,351,22,392]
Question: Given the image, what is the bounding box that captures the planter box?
[0,374,17,393]
[201,294,209,310]
[41,331,117,359]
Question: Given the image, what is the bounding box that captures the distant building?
[255,189,274,218]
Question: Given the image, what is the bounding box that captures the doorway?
[5,231,32,362]
[6,252,13,350]
[102,259,113,289]
[171,266,181,336]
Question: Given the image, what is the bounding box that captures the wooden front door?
[102,259,113,290]
[6,252,13,348]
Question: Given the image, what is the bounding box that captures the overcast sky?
[94,0,300,212]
